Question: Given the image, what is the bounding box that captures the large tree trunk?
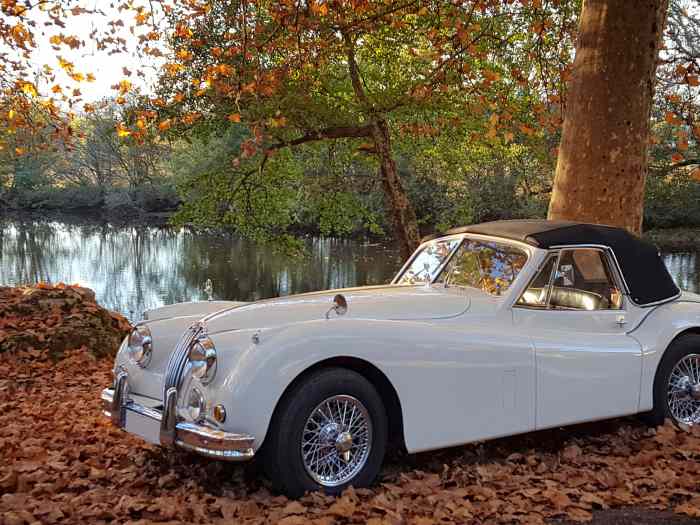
[547,0,669,234]
[372,119,421,259]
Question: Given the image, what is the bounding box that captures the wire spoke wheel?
[667,353,700,425]
[301,394,372,487]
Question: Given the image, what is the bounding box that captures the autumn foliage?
[2,344,700,523]
[0,284,131,357]
[0,286,699,523]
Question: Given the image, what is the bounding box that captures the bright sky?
[26,1,165,108]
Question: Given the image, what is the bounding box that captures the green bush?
[644,171,700,229]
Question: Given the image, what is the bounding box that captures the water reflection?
[0,217,402,319]
[1,217,698,320]
[663,252,700,295]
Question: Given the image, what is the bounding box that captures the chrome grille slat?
[163,324,203,400]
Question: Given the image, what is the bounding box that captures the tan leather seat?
[548,286,605,310]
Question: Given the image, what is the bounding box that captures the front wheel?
[262,368,387,498]
[650,334,700,426]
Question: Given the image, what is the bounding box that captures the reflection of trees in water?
[664,252,700,294]
[0,217,401,318]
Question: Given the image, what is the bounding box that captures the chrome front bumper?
[101,371,255,461]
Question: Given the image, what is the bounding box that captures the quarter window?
[516,255,557,307]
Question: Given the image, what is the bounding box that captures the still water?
[0,217,698,318]
[0,217,401,318]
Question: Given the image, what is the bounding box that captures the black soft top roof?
[428,219,680,306]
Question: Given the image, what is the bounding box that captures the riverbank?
[645,228,700,251]
[0,208,176,228]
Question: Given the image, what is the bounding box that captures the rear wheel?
[262,368,387,498]
[650,334,700,426]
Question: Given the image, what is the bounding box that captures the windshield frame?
[392,234,532,294]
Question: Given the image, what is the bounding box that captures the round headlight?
[189,336,217,384]
[127,325,152,367]
[187,387,206,422]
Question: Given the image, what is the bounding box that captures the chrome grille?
[163,323,203,400]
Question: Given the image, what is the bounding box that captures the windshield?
[396,238,461,285]
[435,239,528,295]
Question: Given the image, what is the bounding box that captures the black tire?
[649,333,700,426]
[262,367,388,498]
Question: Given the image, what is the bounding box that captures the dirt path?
[1,350,700,524]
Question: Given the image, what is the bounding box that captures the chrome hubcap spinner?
[301,395,372,487]
[668,354,700,424]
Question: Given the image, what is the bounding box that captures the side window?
[516,255,556,307]
[549,249,623,310]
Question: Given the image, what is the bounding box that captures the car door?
[512,247,643,430]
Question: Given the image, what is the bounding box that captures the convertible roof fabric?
[434,219,680,306]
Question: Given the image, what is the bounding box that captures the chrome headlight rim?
[127,324,152,368]
[189,335,217,385]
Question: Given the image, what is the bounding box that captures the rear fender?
[630,300,700,411]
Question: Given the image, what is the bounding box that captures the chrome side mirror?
[325,294,348,319]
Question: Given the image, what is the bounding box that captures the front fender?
[207,319,399,451]
[630,299,700,411]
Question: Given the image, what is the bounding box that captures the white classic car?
[101,220,700,498]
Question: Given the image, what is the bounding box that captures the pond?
[0,216,402,319]
[0,216,698,319]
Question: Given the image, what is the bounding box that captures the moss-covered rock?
[0,285,131,358]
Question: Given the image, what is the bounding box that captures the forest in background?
[1,0,699,244]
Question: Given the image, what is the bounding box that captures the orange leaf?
[116,124,131,138]
[20,82,38,97]
[227,113,241,123]
[665,111,681,125]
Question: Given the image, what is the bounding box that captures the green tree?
[138,0,576,256]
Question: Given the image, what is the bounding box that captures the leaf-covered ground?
[1,349,700,525]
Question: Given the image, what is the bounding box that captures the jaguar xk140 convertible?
[101,220,700,497]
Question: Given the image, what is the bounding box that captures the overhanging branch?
[266,124,373,151]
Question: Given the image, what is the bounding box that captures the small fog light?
[187,388,206,422]
[213,404,226,423]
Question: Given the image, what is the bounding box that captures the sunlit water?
[0,216,698,319]
[0,217,402,319]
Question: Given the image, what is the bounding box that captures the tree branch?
[266,124,373,151]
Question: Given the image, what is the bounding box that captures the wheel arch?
[260,356,407,454]
[652,326,700,383]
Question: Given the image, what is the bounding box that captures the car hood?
[202,285,471,334]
